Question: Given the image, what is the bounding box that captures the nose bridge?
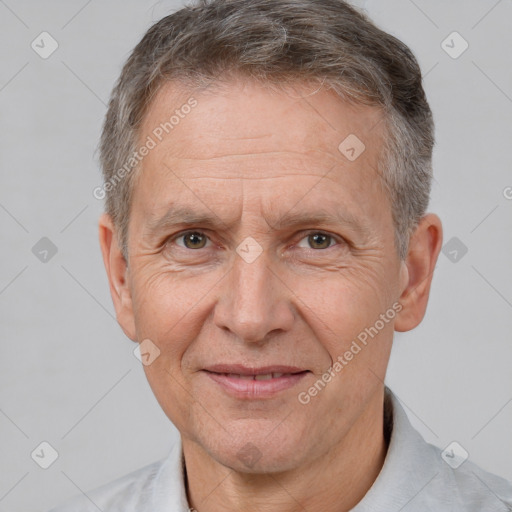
[214,248,293,343]
[234,249,270,309]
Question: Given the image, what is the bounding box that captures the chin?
[221,447,306,475]
[196,419,311,474]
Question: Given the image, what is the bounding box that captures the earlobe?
[98,213,137,341]
[394,213,443,333]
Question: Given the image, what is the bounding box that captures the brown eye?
[309,233,332,249]
[297,232,336,250]
[179,231,208,249]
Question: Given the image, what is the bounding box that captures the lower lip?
[204,371,309,399]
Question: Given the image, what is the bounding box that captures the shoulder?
[432,449,512,511]
[376,389,512,511]
[47,458,166,512]
[388,432,512,511]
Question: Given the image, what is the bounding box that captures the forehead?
[140,78,385,162]
[133,78,390,227]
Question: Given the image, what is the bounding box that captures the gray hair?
[99,0,434,261]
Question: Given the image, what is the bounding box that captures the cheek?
[285,266,392,342]
[129,268,198,360]
[132,266,213,430]
[285,266,397,392]
[130,263,216,329]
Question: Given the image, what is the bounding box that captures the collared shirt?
[49,387,512,511]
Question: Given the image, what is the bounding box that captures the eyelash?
[167,230,344,251]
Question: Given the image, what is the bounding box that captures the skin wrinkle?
[141,85,387,251]
[99,78,442,512]
[141,81,392,464]
[102,3,433,264]
[215,133,273,140]
[160,149,338,162]
[142,203,375,247]
[94,0,445,504]
[141,231,381,279]
[157,154,386,218]
[145,158,383,233]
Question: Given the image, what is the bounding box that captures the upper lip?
[203,364,308,375]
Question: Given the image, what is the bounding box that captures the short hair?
[99,0,434,261]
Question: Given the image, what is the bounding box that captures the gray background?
[0,0,511,510]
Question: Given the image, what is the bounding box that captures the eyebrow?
[145,206,231,236]
[269,209,366,234]
[144,205,368,238]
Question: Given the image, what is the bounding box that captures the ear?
[98,213,137,341]
[394,213,443,332]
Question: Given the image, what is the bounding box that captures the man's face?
[121,79,407,472]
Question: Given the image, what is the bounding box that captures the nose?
[212,248,295,344]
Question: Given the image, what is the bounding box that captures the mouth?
[202,365,310,399]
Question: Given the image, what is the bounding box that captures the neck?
[183,389,388,512]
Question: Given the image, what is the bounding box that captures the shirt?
[49,387,512,511]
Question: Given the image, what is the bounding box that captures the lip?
[202,364,309,399]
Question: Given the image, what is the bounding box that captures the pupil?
[186,232,205,248]
[310,233,329,249]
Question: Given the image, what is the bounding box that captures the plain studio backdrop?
[0,1,511,510]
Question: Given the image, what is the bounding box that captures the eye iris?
[309,233,331,249]
[184,232,206,249]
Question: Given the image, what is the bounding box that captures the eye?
[296,232,338,250]
[174,231,211,249]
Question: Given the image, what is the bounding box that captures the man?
[50,0,512,510]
